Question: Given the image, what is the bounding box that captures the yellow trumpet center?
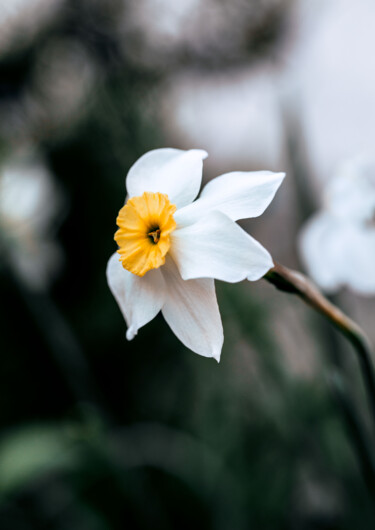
[115,191,177,277]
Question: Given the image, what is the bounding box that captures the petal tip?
[246,253,274,282]
[189,148,208,160]
[126,327,137,341]
[212,341,223,363]
[270,171,286,187]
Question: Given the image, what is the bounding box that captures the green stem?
[264,262,375,428]
[265,262,375,498]
[330,372,375,497]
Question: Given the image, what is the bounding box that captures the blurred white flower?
[0,152,63,290]
[299,157,375,295]
[107,148,284,360]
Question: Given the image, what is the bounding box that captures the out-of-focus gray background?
[1,0,375,528]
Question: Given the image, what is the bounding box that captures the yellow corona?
[115,191,177,276]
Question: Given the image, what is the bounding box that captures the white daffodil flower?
[107,148,285,360]
[299,157,375,295]
[0,152,63,290]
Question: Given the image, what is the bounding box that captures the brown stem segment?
[264,262,375,426]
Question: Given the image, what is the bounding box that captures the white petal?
[299,213,349,293]
[161,258,223,361]
[325,156,375,222]
[175,170,285,226]
[106,253,166,340]
[170,211,273,283]
[125,148,208,209]
[339,225,375,295]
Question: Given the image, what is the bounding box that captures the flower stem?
[264,262,375,427]
[329,371,375,496]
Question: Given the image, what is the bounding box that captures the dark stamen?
[148,228,161,244]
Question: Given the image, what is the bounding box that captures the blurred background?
[1,0,375,528]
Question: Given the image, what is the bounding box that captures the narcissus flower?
[0,151,63,291]
[107,148,284,360]
[299,157,375,295]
